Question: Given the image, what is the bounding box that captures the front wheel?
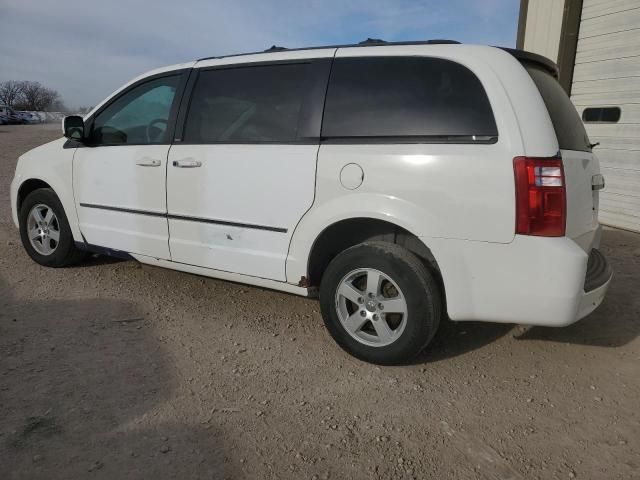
[319,242,441,365]
[19,188,85,267]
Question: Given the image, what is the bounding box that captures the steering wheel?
[146,118,168,143]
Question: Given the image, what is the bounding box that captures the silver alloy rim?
[334,268,408,347]
[27,204,60,256]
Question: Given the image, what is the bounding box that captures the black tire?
[319,242,441,365]
[19,188,86,267]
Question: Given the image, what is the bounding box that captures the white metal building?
[518,0,640,232]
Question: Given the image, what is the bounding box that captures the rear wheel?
[19,188,85,267]
[319,242,441,365]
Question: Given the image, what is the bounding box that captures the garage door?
[570,0,640,233]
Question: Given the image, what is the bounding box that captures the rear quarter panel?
[287,45,556,283]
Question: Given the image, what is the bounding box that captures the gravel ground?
[0,124,639,480]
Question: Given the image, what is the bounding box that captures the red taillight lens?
[513,156,566,237]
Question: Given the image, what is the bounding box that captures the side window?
[183,63,312,143]
[322,57,498,141]
[91,75,180,145]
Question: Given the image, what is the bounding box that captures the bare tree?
[0,80,23,107]
[15,81,60,111]
[1,79,65,111]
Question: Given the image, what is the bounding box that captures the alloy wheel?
[27,204,60,256]
[334,268,408,347]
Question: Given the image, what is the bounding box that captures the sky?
[0,0,520,109]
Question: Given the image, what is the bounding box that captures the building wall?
[571,0,640,232]
[522,0,566,62]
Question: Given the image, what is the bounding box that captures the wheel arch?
[17,178,53,213]
[305,217,442,291]
[14,175,83,243]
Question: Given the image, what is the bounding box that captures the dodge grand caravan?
[10,40,612,364]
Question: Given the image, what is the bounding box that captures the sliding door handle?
[172,158,202,168]
[136,158,161,167]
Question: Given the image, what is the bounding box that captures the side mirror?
[62,115,85,140]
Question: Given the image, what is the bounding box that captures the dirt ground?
[0,124,638,480]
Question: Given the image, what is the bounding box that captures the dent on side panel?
[168,144,318,282]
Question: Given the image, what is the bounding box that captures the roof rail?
[197,39,462,61]
[424,39,461,44]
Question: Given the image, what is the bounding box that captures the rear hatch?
[523,61,601,252]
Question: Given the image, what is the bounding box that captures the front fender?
[10,173,21,228]
[12,138,82,242]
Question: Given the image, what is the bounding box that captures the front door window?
[90,75,180,145]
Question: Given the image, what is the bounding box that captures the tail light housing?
[513,156,566,237]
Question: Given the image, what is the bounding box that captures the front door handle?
[136,158,161,167]
[173,158,202,168]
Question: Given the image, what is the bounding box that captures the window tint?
[582,107,621,123]
[322,57,498,141]
[524,63,591,152]
[184,64,312,143]
[92,75,180,145]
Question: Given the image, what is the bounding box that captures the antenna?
[358,38,387,45]
[264,45,287,52]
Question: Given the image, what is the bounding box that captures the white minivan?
[10,40,612,364]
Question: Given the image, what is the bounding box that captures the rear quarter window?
[322,57,498,142]
[524,63,592,152]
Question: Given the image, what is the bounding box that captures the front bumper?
[10,173,20,228]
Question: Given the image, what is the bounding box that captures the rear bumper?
[432,233,612,327]
[577,248,612,320]
[583,248,611,292]
[576,273,611,321]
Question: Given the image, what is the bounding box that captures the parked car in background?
[0,106,24,124]
[16,112,30,123]
[15,112,29,123]
[16,111,41,124]
[7,112,26,124]
[0,106,45,124]
[9,40,612,364]
[8,112,25,124]
[0,113,9,125]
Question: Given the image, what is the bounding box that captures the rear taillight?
[513,156,566,237]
